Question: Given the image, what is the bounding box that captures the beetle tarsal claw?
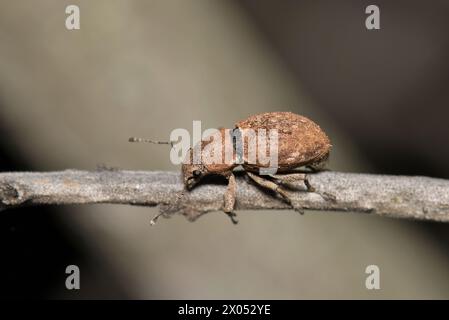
[303,175,337,203]
[304,179,316,192]
[149,212,164,226]
[226,212,239,224]
[319,191,337,202]
[291,205,305,215]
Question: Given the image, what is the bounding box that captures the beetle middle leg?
[223,173,238,224]
[246,172,304,214]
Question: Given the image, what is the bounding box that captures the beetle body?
[181,111,331,223]
[236,112,331,173]
[182,112,331,186]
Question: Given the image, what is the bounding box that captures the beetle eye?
[193,170,201,177]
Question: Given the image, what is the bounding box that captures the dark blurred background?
[242,0,449,179]
[1,0,449,299]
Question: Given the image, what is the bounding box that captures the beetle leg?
[269,173,336,202]
[246,172,304,214]
[269,173,315,192]
[223,173,238,224]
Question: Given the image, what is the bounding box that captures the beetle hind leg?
[246,172,304,214]
[270,173,336,202]
[268,173,315,192]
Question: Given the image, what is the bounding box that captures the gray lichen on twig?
[0,169,449,223]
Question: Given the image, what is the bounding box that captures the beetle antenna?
[129,137,174,147]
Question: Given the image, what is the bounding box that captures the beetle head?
[182,163,207,190]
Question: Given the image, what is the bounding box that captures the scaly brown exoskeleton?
[130,112,331,224]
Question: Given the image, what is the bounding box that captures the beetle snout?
[185,177,198,190]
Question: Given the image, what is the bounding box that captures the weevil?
[130,111,331,224]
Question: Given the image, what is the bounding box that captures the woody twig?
[0,169,448,223]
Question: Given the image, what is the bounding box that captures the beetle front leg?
[223,173,238,224]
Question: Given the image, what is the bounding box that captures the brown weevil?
[130,111,331,224]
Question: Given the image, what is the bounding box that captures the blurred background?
[1,0,449,299]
